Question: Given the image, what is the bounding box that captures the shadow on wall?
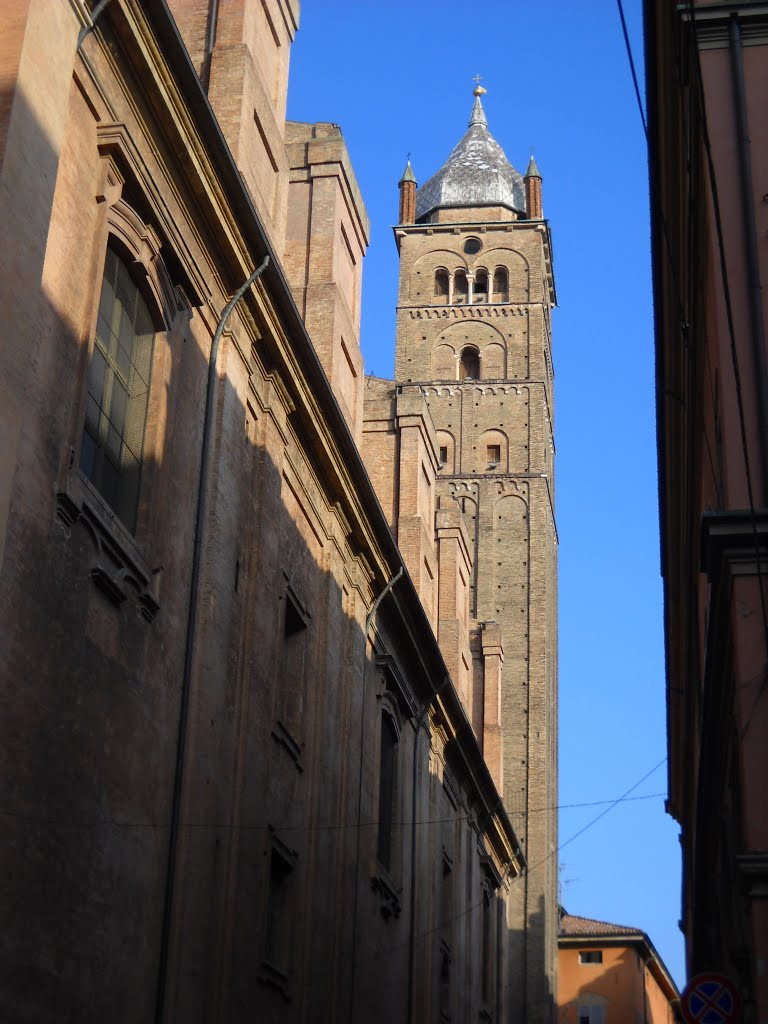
[558,948,648,1024]
[504,893,557,1024]
[0,80,514,1024]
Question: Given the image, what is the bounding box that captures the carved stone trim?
[737,852,768,896]
[55,463,160,622]
[256,961,291,1002]
[370,869,402,920]
[271,720,304,773]
[376,653,418,720]
[405,305,528,321]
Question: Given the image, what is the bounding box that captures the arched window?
[473,269,488,303]
[492,267,508,302]
[377,711,399,870]
[80,245,157,533]
[460,346,480,380]
[434,269,449,301]
[454,269,468,305]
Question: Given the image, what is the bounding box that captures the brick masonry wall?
[0,6,520,1022]
[392,216,559,1023]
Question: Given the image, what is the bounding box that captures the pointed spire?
[525,153,543,219]
[525,154,541,179]
[399,159,416,185]
[398,156,418,223]
[469,94,487,128]
[414,82,527,220]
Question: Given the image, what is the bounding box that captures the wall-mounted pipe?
[76,0,112,50]
[154,255,270,1024]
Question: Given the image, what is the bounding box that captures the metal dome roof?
[415,96,526,220]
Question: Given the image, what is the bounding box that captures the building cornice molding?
[682,2,768,47]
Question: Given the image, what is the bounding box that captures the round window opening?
[463,237,482,255]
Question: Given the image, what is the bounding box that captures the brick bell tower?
[393,88,558,1022]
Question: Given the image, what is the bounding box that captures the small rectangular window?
[487,444,501,464]
[481,888,492,1001]
[578,1007,605,1024]
[377,714,399,870]
[439,445,448,465]
[579,950,603,964]
[279,590,309,738]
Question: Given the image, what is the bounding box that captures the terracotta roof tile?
[559,913,641,938]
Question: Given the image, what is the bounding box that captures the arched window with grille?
[460,346,480,380]
[80,245,157,533]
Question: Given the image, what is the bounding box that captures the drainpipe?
[203,0,220,92]
[76,0,112,50]
[154,255,270,1024]
[729,14,768,505]
[347,567,404,1023]
[407,676,450,1024]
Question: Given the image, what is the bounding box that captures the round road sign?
[681,973,741,1024]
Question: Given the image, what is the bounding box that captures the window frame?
[80,240,161,534]
[54,159,188,618]
[578,950,604,965]
[377,704,400,872]
[459,346,480,381]
[75,200,177,538]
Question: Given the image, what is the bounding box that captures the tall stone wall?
[0,3,522,1021]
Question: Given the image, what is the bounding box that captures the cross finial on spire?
[473,74,487,97]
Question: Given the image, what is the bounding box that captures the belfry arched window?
[434,269,449,301]
[80,244,157,533]
[454,270,468,305]
[474,269,488,303]
[460,346,480,380]
[492,267,508,302]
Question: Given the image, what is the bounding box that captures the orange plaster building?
[558,913,681,1024]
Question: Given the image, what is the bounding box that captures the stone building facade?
[647,3,768,1020]
[364,94,559,1023]
[0,2,525,1022]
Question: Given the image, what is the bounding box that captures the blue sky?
[286,0,685,988]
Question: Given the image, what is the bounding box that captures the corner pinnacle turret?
[524,153,543,219]
[398,157,417,223]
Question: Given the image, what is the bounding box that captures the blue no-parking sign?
[681,973,741,1024]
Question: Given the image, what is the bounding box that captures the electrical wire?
[615,0,647,138]
[0,789,666,834]
[291,757,669,980]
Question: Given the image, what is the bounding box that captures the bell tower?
[393,89,558,1023]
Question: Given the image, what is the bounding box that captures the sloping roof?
[559,912,681,1004]
[559,913,642,938]
[415,95,526,219]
